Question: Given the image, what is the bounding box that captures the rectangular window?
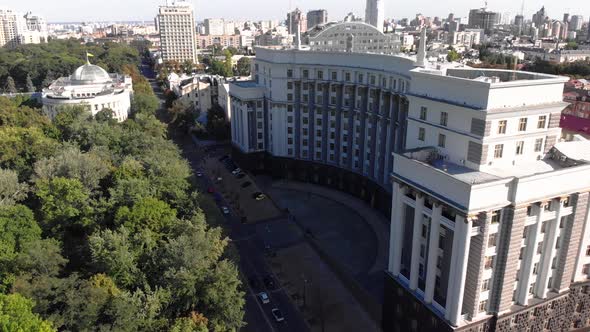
[484,256,494,269]
[317,71,323,79]
[438,134,446,148]
[345,72,351,81]
[482,279,490,291]
[537,242,543,254]
[420,107,427,120]
[287,94,293,101]
[538,115,547,129]
[303,70,309,78]
[534,138,543,152]
[479,300,488,312]
[491,210,501,223]
[287,81,293,90]
[519,118,528,131]
[516,141,524,155]
[494,144,504,158]
[498,120,507,134]
[529,283,535,294]
[287,69,293,78]
[332,71,337,80]
[440,112,448,126]
[418,128,425,141]
[488,233,497,248]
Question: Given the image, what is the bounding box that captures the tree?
[0,293,55,332]
[35,177,94,237]
[131,93,160,116]
[25,74,35,93]
[0,169,29,206]
[447,48,461,62]
[89,227,143,288]
[34,146,111,191]
[565,41,579,50]
[4,76,17,94]
[236,57,251,76]
[0,205,42,291]
[114,197,177,235]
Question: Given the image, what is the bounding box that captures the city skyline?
[9,0,590,23]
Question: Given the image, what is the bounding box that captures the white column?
[409,194,425,290]
[536,199,563,298]
[574,195,590,282]
[517,204,544,305]
[390,182,406,275]
[446,215,473,326]
[424,203,442,303]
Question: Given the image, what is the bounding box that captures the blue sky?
[9,0,590,23]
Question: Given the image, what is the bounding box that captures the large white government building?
[42,62,133,122]
[229,31,590,331]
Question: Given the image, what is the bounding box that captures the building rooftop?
[232,81,258,88]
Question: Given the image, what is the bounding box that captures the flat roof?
[429,159,501,184]
[232,81,259,88]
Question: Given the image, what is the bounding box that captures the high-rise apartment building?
[570,15,584,31]
[365,0,384,30]
[157,0,197,63]
[204,18,224,35]
[468,8,501,33]
[307,9,328,30]
[0,9,47,48]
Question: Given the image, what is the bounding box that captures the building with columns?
[229,39,590,331]
[385,67,590,331]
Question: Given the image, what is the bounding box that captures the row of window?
[497,116,547,134]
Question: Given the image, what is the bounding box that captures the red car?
[207,187,215,194]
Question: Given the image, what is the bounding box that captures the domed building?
[42,61,133,122]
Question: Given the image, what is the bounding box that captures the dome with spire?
[70,63,112,85]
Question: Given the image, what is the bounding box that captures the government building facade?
[42,62,133,122]
[229,43,590,331]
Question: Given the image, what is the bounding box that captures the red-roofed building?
[561,83,590,139]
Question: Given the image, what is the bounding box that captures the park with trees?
[0,40,245,332]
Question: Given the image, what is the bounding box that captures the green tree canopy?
[0,293,55,332]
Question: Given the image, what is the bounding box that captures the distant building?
[197,34,241,49]
[570,15,584,31]
[157,0,197,63]
[468,8,500,34]
[365,0,384,30]
[287,8,306,34]
[204,18,224,35]
[0,9,47,48]
[514,15,524,34]
[561,88,590,139]
[307,22,400,54]
[450,30,481,48]
[307,9,328,30]
[42,61,133,122]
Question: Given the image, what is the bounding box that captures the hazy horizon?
[8,0,590,24]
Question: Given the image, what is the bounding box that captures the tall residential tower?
[365,0,384,31]
[157,0,197,63]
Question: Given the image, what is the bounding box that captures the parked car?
[257,292,270,304]
[241,181,252,188]
[236,173,246,179]
[231,168,242,175]
[271,308,284,322]
[221,206,230,215]
[196,171,203,177]
[207,187,215,194]
[252,192,266,201]
[219,155,229,162]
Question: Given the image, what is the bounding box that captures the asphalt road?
[140,61,309,332]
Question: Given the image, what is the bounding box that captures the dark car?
[241,181,252,188]
[207,187,215,194]
[219,155,229,162]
